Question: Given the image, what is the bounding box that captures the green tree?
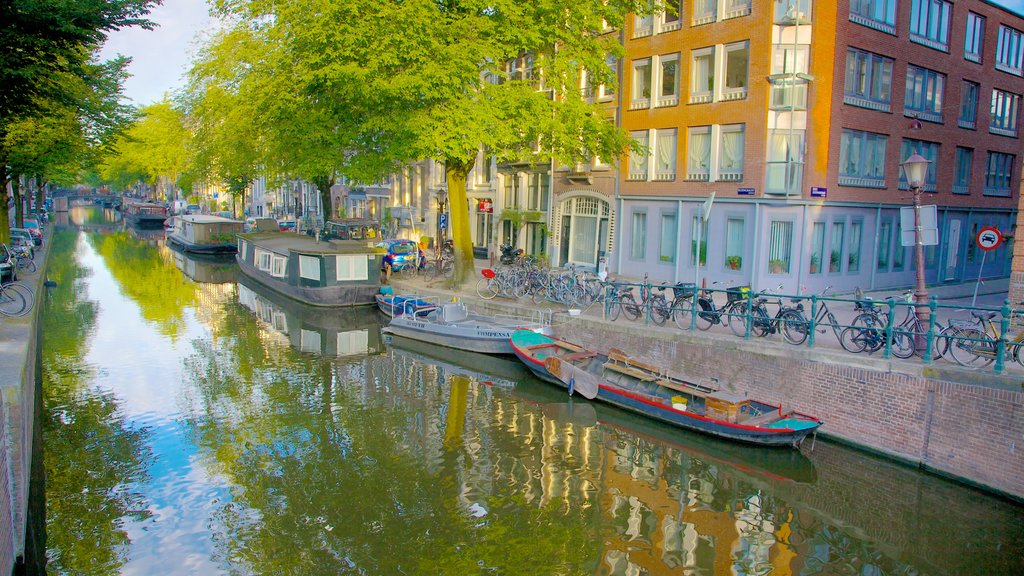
[99,100,191,200]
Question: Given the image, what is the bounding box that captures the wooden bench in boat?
[741,410,782,427]
[603,361,658,382]
[563,350,598,363]
[607,348,664,377]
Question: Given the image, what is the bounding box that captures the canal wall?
[0,232,49,573]
[429,292,1024,502]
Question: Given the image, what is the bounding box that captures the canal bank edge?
[0,223,51,573]
[397,283,1024,503]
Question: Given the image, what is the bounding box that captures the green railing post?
[690,284,699,331]
[995,299,1011,374]
[883,298,896,359]
[603,283,611,320]
[744,287,753,339]
[923,296,937,364]
[808,295,819,348]
[643,280,651,326]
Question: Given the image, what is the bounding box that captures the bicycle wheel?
[3,281,33,309]
[749,305,772,337]
[890,330,916,359]
[728,302,749,337]
[620,294,641,321]
[608,296,622,321]
[17,258,36,273]
[839,327,868,353]
[0,285,27,316]
[694,299,716,331]
[672,298,695,329]
[947,328,991,367]
[931,324,960,361]
[781,309,809,345]
[475,277,498,300]
[651,295,669,326]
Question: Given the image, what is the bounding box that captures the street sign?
[439,213,449,230]
[899,205,939,247]
[976,226,1003,251]
[737,187,755,195]
[811,186,827,197]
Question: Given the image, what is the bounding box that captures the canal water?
[42,208,1023,575]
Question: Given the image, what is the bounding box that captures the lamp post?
[901,152,931,346]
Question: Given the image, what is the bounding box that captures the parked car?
[0,244,15,284]
[185,204,201,215]
[244,217,278,233]
[21,220,42,245]
[278,220,296,232]
[377,239,423,273]
[9,229,34,259]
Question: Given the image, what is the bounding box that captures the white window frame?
[723,41,749,101]
[630,58,652,110]
[255,248,273,272]
[271,255,287,278]
[657,53,680,107]
[628,130,650,180]
[299,255,321,281]
[690,48,714,104]
[717,124,745,181]
[687,126,712,181]
[335,254,369,281]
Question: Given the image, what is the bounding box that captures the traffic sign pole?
[972,226,1003,306]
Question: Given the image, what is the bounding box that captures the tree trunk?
[12,176,23,229]
[312,175,333,224]
[444,159,475,284]
[0,166,10,247]
[34,174,45,218]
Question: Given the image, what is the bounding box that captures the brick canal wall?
[546,312,1024,501]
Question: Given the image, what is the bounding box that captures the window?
[810,222,825,274]
[603,54,618,98]
[844,48,893,111]
[723,42,749,100]
[527,173,549,211]
[848,221,863,272]
[659,212,677,263]
[663,0,682,30]
[655,129,678,180]
[631,211,647,259]
[830,222,845,273]
[768,221,793,274]
[691,215,709,266]
[904,65,945,122]
[909,0,951,51]
[629,130,649,180]
[899,139,939,191]
[965,12,985,63]
[850,0,896,34]
[984,151,1015,196]
[959,81,979,129]
[299,255,321,281]
[255,248,273,272]
[877,220,891,270]
[658,54,680,106]
[997,25,1024,76]
[503,174,518,206]
[725,218,744,270]
[954,147,973,194]
[775,0,812,23]
[770,45,810,110]
[631,58,652,108]
[634,13,654,38]
[271,255,287,278]
[691,48,714,103]
[990,89,1021,137]
[693,0,716,25]
[336,254,368,281]
[839,129,888,187]
[765,130,804,194]
[687,127,711,180]
[893,221,905,270]
[718,125,745,181]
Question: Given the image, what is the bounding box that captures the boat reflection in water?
[237,275,384,357]
[167,245,238,284]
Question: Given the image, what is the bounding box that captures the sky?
[101,0,1024,108]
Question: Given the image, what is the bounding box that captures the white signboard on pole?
[900,205,939,247]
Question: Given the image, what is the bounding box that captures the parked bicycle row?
[0,242,38,317]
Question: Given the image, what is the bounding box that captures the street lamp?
[901,152,931,344]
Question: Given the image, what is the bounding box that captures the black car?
[0,244,16,284]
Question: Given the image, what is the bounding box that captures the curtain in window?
[810,222,825,274]
[660,213,677,262]
[630,212,646,260]
[690,216,708,266]
[630,131,649,176]
[768,221,793,272]
[719,128,744,170]
[573,215,599,263]
[830,223,845,273]
[849,222,863,272]
[688,129,711,171]
[878,221,891,269]
[656,129,677,175]
[692,54,711,92]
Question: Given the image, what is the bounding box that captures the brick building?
[599,0,1023,293]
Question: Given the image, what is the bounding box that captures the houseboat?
[122,200,169,229]
[236,232,384,307]
[166,214,243,255]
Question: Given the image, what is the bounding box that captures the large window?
[724,42,749,100]
[959,80,979,129]
[990,89,1021,137]
[997,25,1024,76]
[893,221,905,270]
[850,0,896,34]
[655,128,678,180]
[765,130,805,195]
[810,222,825,274]
[768,221,793,274]
[954,147,973,194]
[877,220,891,270]
[718,125,745,181]
[336,254,368,281]
[904,65,945,122]
[631,211,647,259]
[965,12,985,63]
[848,221,863,272]
[687,127,711,180]
[691,215,708,266]
[830,222,845,273]
[691,48,714,103]
[725,217,744,270]
[844,48,893,111]
[984,151,1015,196]
[658,54,680,106]
[659,212,677,263]
[770,45,810,110]
[629,130,649,180]
[527,173,549,211]
[839,129,888,187]
[299,255,321,281]
[631,58,652,107]
[909,0,951,51]
[899,139,940,191]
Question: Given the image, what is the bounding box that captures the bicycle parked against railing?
[734,285,806,344]
[944,308,1024,368]
[677,281,744,331]
[771,285,848,346]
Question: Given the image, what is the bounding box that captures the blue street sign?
[737,187,755,195]
[811,186,827,197]
[439,213,449,229]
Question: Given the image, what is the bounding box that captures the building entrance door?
[555,196,611,268]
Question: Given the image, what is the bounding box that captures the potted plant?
[809,253,820,273]
[769,259,785,274]
[726,255,742,270]
[830,250,841,272]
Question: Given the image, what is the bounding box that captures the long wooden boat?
[122,200,169,229]
[510,330,822,447]
[383,301,551,355]
[236,232,383,307]
[166,214,242,254]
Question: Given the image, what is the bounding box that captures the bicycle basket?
[726,286,751,303]
[671,283,696,300]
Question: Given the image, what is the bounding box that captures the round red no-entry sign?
[976,226,1003,251]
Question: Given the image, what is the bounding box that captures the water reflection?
[42,210,1024,576]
